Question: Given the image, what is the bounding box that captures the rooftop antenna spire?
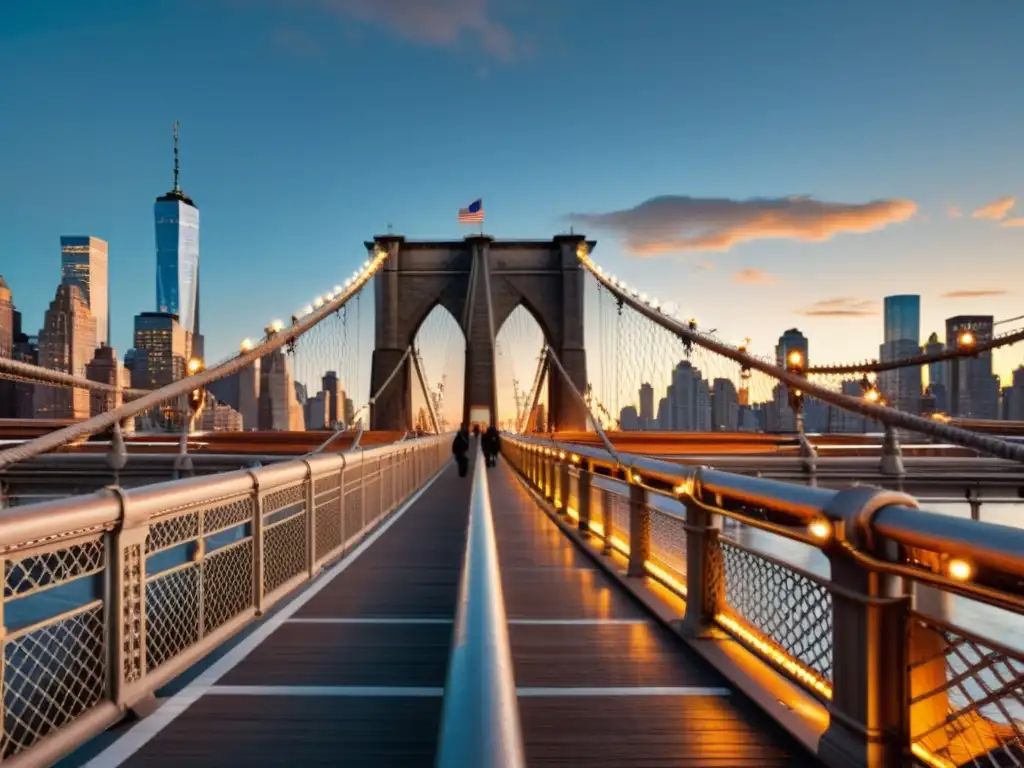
[172,120,181,192]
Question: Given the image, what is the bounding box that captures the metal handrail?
[435,449,525,768]
[510,433,1024,594]
[0,433,451,765]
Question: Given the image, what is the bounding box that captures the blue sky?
[2,0,1024,419]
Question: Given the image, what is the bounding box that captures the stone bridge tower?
[368,234,591,432]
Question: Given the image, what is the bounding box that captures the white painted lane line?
[83,463,452,768]
[282,618,646,626]
[507,618,647,625]
[517,687,731,697]
[196,685,730,698]
[208,685,445,697]
[285,617,453,625]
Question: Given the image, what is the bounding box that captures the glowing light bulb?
[333,285,343,294]
[271,319,285,332]
[240,338,254,352]
[313,297,325,309]
[808,519,832,542]
[947,558,972,581]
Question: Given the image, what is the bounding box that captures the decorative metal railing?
[0,435,449,767]
[503,435,1024,768]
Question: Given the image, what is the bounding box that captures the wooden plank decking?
[68,453,819,767]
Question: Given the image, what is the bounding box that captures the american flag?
[458,199,484,224]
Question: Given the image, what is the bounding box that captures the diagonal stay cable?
[0,249,390,470]
[347,346,414,430]
[808,326,1024,375]
[545,345,623,468]
[304,346,414,456]
[579,257,1024,464]
[0,357,151,399]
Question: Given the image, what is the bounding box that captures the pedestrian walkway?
[487,461,813,767]
[68,455,819,767]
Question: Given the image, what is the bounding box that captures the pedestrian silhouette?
[452,424,470,478]
[481,425,500,468]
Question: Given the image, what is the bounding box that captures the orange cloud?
[321,0,517,60]
[568,195,917,255]
[947,205,963,218]
[696,260,716,271]
[972,196,1015,220]
[941,289,1008,299]
[733,268,777,285]
[1000,217,1024,228]
[797,298,877,317]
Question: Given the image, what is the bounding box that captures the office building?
[923,332,948,413]
[0,275,12,358]
[8,313,38,418]
[323,371,342,426]
[133,311,187,390]
[200,402,244,431]
[775,328,809,368]
[883,295,920,344]
[879,295,921,413]
[258,348,304,431]
[35,284,97,419]
[1002,367,1024,420]
[669,361,711,431]
[85,345,128,416]
[155,121,202,357]
[946,315,998,418]
[711,378,739,431]
[619,405,640,431]
[306,391,330,429]
[638,383,654,428]
[60,236,109,346]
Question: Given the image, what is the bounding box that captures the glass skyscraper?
[883,295,920,344]
[60,236,109,346]
[155,121,201,357]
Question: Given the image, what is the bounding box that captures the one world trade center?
[154,120,202,358]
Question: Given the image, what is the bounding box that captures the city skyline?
[2,2,1024,391]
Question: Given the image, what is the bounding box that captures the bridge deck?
[71,457,815,767]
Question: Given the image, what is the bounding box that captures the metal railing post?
[601,487,614,555]
[250,473,266,615]
[818,486,917,768]
[544,452,554,499]
[338,461,347,554]
[576,461,592,533]
[377,456,384,521]
[305,466,317,579]
[627,480,650,577]
[391,453,398,512]
[106,486,149,708]
[680,474,724,636]
[557,458,569,513]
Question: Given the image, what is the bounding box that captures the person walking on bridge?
[481,425,500,468]
[452,424,470,478]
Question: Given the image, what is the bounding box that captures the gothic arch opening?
[495,304,548,432]
[411,303,466,433]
